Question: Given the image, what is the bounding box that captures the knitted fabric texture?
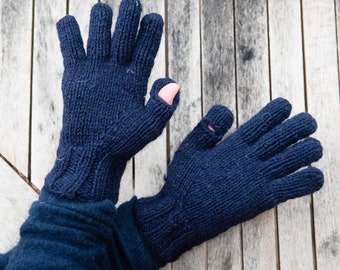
[44,1,179,202]
[2,190,160,270]
[0,250,13,269]
[135,98,324,264]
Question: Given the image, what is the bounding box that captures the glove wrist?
[44,145,126,202]
[134,188,198,264]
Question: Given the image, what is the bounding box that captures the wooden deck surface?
[0,0,339,269]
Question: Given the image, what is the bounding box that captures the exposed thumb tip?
[158,83,180,105]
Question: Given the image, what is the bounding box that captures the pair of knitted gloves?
[43,0,323,266]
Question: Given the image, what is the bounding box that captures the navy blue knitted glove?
[135,98,323,264]
[44,1,179,202]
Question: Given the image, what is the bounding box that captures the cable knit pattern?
[44,1,179,202]
[135,98,324,264]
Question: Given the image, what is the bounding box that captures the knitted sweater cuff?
[6,188,118,269]
[33,190,160,269]
[114,197,162,270]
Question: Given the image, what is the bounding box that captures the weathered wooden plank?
[268,1,315,269]
[0,0,32,176]
[133,0,167,201]
[133,2,170,269]
[201,0,242,269]
[337,0,340,73]
[69,0,97,43]
[302,1,340,269]
[31,0,66,189]
[235,0,277,269]
[167,0,205,269]
[0,158,38,253]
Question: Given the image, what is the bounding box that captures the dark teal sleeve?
[2,189,160,270]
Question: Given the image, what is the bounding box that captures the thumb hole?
[158,83,180,105]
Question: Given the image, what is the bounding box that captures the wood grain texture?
[134,0,167,200]
[268,1,315,269]
[201,0,242,269]
[167,0,205,269]
[69,0,98,44]
[0,158,38,253]
[31,0,65,189]
[0,0,32,176]
[133,3,170,269]
[302,1,340,269]
[235,0,277,269]
[337,0,340,74]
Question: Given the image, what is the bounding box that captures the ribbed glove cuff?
[134,190,197,264]
[44,146,125,202]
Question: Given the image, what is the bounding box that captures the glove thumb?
[143,78,180,135]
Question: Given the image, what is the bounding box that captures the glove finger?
[181,105,234,151]
[263,137,322,179]
[111,0,142,64]
[87,3,113,61]
[238,98,292,145]
[264,167,323,206]
[132,13,164,76]
[57,16,85,66]
[254,113,317,160]
[143,78,180,136]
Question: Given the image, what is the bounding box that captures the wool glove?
[44,1,179,202]
[134,98,324,264]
